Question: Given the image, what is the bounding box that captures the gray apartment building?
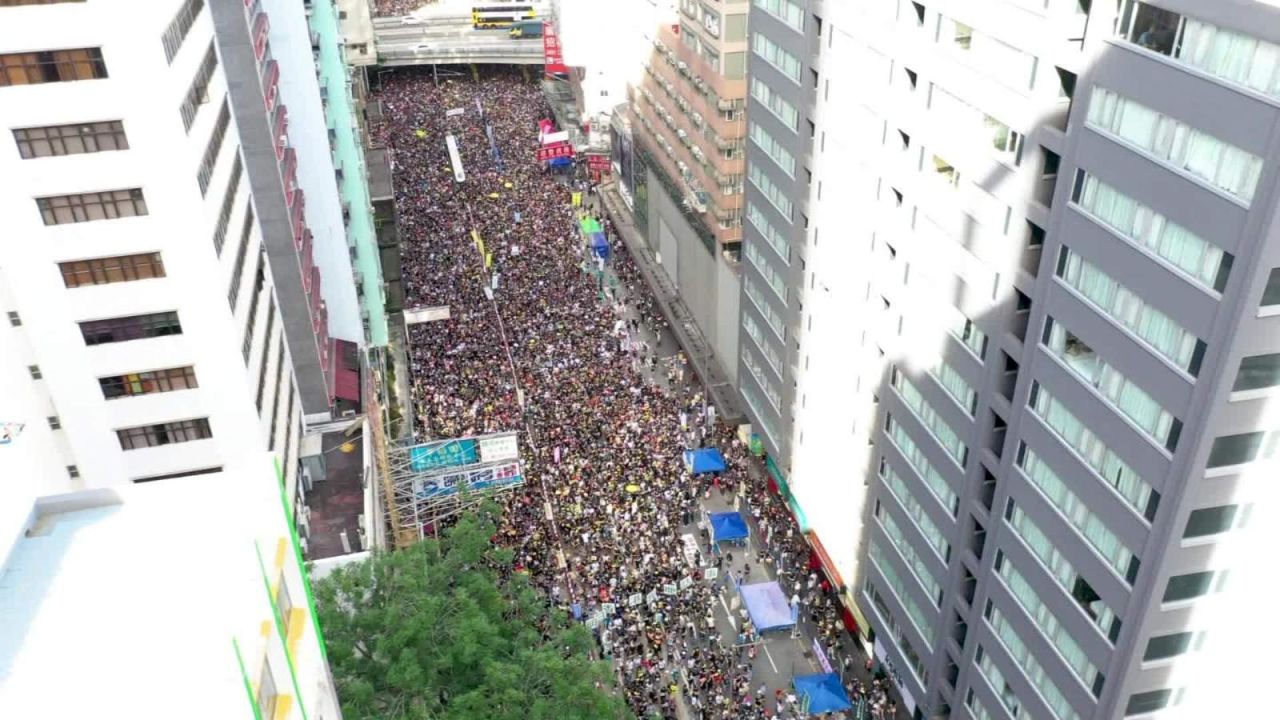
[742,1,1280,719]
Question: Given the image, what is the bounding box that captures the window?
[1126,688,1178,716]
[946,305,987,359]
[1162,571,1217,603]
[1143,632,1194,661]
[162,0,205,64]
[179,42,218,132]
[255,300,276,411]
[879,458,951,560]
[28,365,42,379]
[276,575,294,636]
[228,206,256,309]
[80,311,182,346]
[133,466,222,483]
[750,77,799,131]
[744,277,786,339]
[930,153,960,187]
[269,342,286,450]
[59,253,165,288]
[742,385,781,447]
[986,603,1084,720]
[751,32,801,83]
[891,367,968,467]
[1183,505,1238,538]
[1044,317,1182,451]
[1207,431,1280,467]
[932,361,976,415]
[36,189,148,225]
[66,465,80,479]
[1072,171,1231,292]
[99,367,198,400]
[744,241,788,304]
[753,0,803,32]
[0,48,107,86]
[742,313,784,374]
[1263,268,1280,307]
[196,99,231,195]
[212,153,243,256]
[1007,500,1120,638]
[928,84,1021,164]
[997,552,1103,686]
[1019,443,1137,581]
[885,416,959,516]
[1233,354,1280,392]
[1118,1,1280,99]
[1087,87,1262,203]
[950,20,974,50]
[748,122,796,177]
[871,529,942,612]
[47,416,60,429]
[1056,247,1205,375]
[13,121,128,158]
[257,662,278,720]
[936,17,1037,91]
[745,201,790,263]
[1029,383,1158,521]
[6,311,20,326]
[242,251,266,362]
[867,544,936,648]
[974,647,1022,718]
[116,418,212,450]
[748,163,793,219]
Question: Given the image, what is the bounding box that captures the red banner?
[542,22,569,75]
[586,154,611,172]
[537,142,574,162]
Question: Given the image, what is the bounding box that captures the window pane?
[1143,632,1192,661]
[1234,353,1280,391]
[1206,432,1264,467]
[1163,572,1215,602]
[1183,505,1237,538]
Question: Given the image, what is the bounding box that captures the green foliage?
[314,508,632,720]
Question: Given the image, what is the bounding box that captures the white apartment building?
[0,0,359,517]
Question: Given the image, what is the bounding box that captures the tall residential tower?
[743,1,1280,718]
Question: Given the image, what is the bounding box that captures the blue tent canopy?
[683,448,726,474]
[590,232,610,260]
[548,156,572,167]
[739,581,795,632]
[793,673,852,715]
[709,511,748,543]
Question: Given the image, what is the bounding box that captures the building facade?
[627,0,748,384]
[755,1,1280,718]
[0,451,340,719]
[0,0,360,521]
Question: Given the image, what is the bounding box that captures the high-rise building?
[0,0,362,514]
[0,446,340,718]
[744,1,1280,718]
[626,0,749,390]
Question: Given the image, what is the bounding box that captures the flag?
[414,129,426,139]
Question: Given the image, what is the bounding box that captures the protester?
[371,67,892,720]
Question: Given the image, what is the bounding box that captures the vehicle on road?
[508,20,543,38]
[472,2,536,29]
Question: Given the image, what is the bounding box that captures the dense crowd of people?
[373,0,436,18]
[370,67,899,720]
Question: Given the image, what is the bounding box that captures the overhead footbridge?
[374,15,544,66]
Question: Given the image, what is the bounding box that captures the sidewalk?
[593,184,743,425]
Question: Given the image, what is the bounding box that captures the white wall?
[0,0,300,489]
[557,0,675,121]
[265,0,361,343]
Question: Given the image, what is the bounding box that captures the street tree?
[314,508,631,720]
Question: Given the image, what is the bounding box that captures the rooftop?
[0,467,283,719]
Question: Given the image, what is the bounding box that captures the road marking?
[763,642,778,673]
[718,593,737,631]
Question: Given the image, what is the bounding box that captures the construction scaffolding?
[386,431,526,543]
[363,346,415,549]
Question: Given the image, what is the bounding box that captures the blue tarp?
[549,156,572,167]
[683,448,726,474]
[740,581,795,632]
[709,511,748,543]
[590,232,610,261]
[793,673,852,715]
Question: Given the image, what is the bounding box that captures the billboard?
[537,143,574,162]
[542,21,569,75]
[401,432,524,500]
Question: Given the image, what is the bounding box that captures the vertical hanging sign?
[542,22,568,76]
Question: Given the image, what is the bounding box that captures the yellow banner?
[571,191,582,207]
[471,230,485,258]
[485,251,494,269]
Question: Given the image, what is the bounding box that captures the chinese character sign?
[536,143,574,162]
[542,22,569,75]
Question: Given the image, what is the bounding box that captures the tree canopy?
[313,508,632,720]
